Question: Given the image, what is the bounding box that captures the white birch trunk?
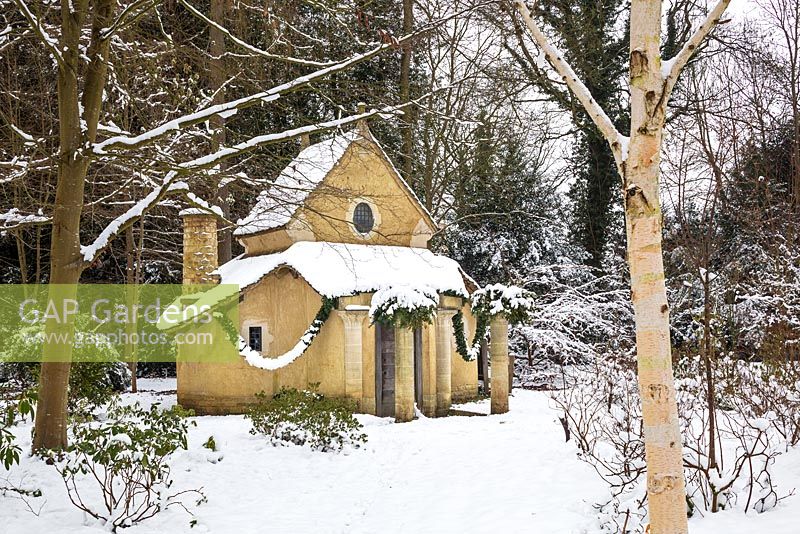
[515,0,732,530]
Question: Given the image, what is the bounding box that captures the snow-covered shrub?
[246,386,367,452]
[555,354,794,532]
[49,401,203,531]
[369,285,438,329]
[0,361,130,413]
[1,316,131,411]
[676,356,783,514]
[512,263,634,387]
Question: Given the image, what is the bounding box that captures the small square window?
[248,326,263,352]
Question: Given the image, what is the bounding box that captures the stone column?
[435,309,457,417]
[490,315,509,415]
[394,326,415,422]
[337,310,367,409]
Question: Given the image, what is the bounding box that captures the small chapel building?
[177,121,482,418]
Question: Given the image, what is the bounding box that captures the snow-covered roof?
[234,129,436,237]
[215,241,469,298]
[234,131,359,236]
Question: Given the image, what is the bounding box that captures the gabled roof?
[215,241,468,298]
[234,128,436,237]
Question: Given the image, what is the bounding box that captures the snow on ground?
[2,381,800,533]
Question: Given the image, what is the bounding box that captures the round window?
[353,202,375,234]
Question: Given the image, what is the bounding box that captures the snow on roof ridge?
[234,129,437,237]
[215,241,468,299]
[234,130,361,237]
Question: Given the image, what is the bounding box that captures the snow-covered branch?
[80,88,446,264]
[176,0,337,67]
[0,208,50,232]
[100,0,161,41]
[662,0,732,97]
[10,0,63,65]
[93,22,441,155]
[513,0,628,163]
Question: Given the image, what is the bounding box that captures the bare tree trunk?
[624,2,688,529]
[210,0,232,263]
[399,0,415,182]
[125,225,138,393]
[33,0,114,451]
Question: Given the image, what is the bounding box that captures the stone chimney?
[356,102,372,139]
[180,209,220,285]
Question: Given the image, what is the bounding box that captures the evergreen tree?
[443,116,572,285]
[505,0,628,269]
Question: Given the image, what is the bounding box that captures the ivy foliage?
[452,284,535,361]
[452,311,488,362]
[369,286,438,329]
[246,385,367,452]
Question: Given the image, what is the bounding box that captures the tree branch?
[663,0,732,97]
[513,0,627,162]
[81,89,450,264]
[92,3,492,155]
[176,0,337,67]
[10,0,64,65]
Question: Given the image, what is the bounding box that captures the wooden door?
[375,324,395,417]
[414,327,423,408]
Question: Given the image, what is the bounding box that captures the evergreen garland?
[239,296,338,370]
[452,284,534,361]
[452,310,489,362]
[369,286,438,330]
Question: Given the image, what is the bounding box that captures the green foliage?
[443,119,575,285]
[471,284,535,325]
[203,435,217,452]
[369,286,437,329]
[452,284,533,361]
[246,385,367,452]
[0,361,130,413]
[452,310,488,362]
[0,313,130,412]
[1,389,36,470]
[532,0,629,269]
[49,400,201,531]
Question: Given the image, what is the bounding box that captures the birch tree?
[513,0,732,531]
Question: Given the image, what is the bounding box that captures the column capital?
[435,308,459,324]
[335,308,369,329]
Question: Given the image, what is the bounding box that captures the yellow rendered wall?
[240,138,433,256]
[177,267,345,414]
[451,302,479,403]
[177,273,479,414]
